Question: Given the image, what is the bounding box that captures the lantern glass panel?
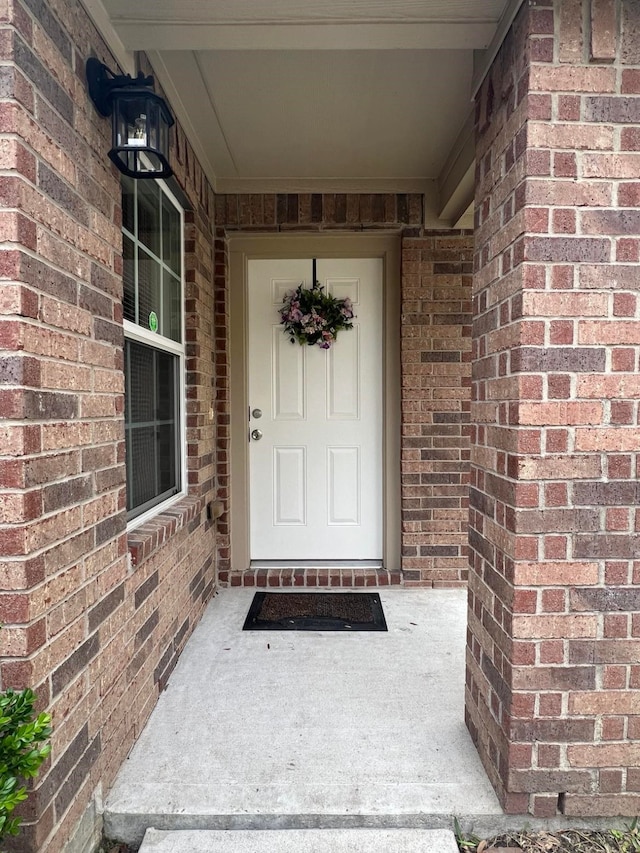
[147,152,164,173]
[119,94,149,147]
[113,106,126,151]
[108,90,172,178]
[160,121,169,161]
[148,100,160,150]
[117,149,168,178]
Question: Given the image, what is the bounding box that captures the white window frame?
[123,177,187,532]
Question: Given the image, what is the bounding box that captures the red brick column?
[467,0,640,817]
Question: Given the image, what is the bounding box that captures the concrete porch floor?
[104,588,504,848]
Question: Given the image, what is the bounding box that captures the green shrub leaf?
[0,689,50,843]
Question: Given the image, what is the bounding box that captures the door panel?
[248,257,383,560]
[327,446,360,525]
[272,326,306,420]
[273,446,306,525]
[327,326,360,419]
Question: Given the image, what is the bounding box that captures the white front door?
[248,257,383,561]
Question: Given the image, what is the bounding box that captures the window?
[122,176,185,524]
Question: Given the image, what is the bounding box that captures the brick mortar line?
[0,241,119,285]
[0,316,121,337]
[0,160,109,232]
[0,520,125,557]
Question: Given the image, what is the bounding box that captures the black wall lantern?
[86,57,174,180]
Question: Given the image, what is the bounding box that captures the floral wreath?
[279,281,355,349]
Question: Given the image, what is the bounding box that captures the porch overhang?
[81,0,524,228]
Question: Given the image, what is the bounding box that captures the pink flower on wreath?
[310,308,326,328]
[341,298,354,319]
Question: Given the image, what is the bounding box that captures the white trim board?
[79,0,135,74]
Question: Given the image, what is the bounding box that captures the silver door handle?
[251,429,263,441]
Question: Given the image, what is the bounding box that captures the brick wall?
[213,195,472,587]
[401,233,472,587]
[0,2,216,851]
[467,0,640,817]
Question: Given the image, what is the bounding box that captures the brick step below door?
[221,567,403,587]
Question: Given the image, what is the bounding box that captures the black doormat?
[242,592,387,632]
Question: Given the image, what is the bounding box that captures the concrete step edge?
[139,827,460,853]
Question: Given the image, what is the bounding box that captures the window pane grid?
[125,340,180,518]
[122,180,182,344]
[123,176,183,522]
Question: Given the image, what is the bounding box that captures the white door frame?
[229,233,401,573]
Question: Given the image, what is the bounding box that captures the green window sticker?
[149,311,158,332]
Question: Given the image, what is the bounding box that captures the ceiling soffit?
[86,0,519,224]
[103,0,510,51]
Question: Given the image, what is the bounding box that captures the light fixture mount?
[86,57,175,180]
[86,58,154,117]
